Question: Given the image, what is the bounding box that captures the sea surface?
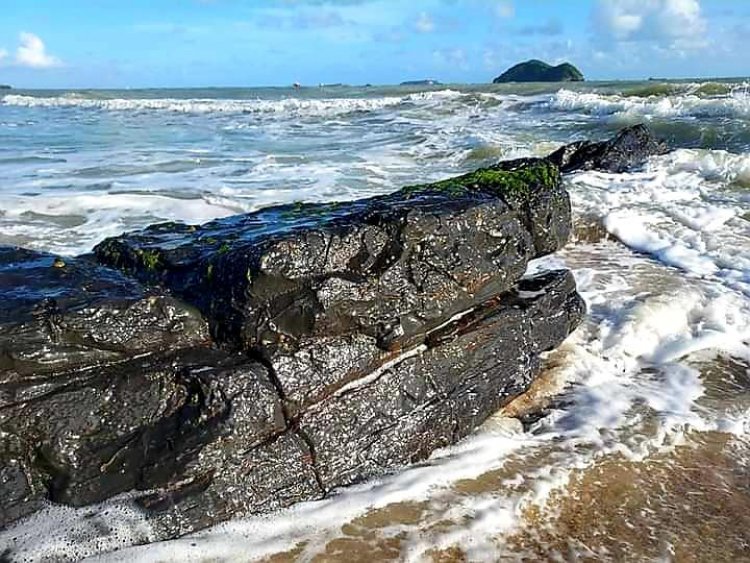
[1,80,749,562]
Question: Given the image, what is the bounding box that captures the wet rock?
[0,348,284,527]
[138,431,323,538]
[0,247,209,381]
[94,162,569,413]
[300,269,584,490]
[0,432,47,527]
[547,124,669,173]
[88,271,584,538]
[489,158,571,256]
[0,156,585,542]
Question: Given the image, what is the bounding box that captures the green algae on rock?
[401,160,559,200]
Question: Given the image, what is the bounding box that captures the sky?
[0,0,748,88]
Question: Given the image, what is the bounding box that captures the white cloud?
[593,0,706,46]
[496,0,515,19]
[16,32,61,68]
[0,48,8,63]
[415,12,435,33]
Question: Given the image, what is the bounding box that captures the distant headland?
[0,85,11,90]
[493,60,584,83]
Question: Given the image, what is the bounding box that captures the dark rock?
[493,60,583,83]
[0,156,585,544]
[0,347,284,527]
[138,431,323,538]
[0,247,209,381]
[300,270,584,490]
[94,162,569,414]
[489,158,571,256]
[547,124,669,173]
[0,432,47,527]
[1,271,580,539]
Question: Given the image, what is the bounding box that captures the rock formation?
[0,126,666,547]
[547,124,669,173]
[493,60,584,83]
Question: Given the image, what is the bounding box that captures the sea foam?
[549,86,750,120]
[569,148,750,298]
[0,90,467,116]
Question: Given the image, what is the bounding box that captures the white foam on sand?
[0,499,156,562]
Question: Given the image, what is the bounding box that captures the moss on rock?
[138,249,162,271]
[400,161,559,201]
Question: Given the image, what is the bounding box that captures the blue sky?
[0,0,747,88]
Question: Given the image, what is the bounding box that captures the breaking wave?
[621,82,737,98]
[549,85,750,120]
[0,90,468,117]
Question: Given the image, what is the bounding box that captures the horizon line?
[2,74,749,91]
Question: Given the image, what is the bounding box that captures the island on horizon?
[0,84,11,90]
[493,60,584,83]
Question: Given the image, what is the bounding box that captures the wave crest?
[549,85,750,120]
[1,90,469,117]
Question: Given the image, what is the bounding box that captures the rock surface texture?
[0,126,665,546]
[547,124,669,173]
[493,60,584,83]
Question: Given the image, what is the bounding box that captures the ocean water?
[1,80,749,562]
